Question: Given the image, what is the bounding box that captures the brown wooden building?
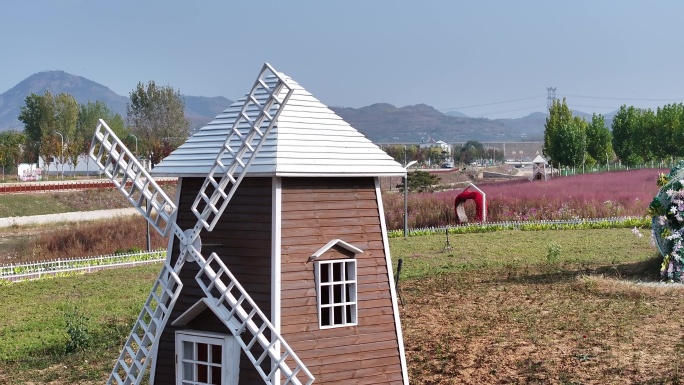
[148,71,409,384]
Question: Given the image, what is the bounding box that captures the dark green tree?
[543,98,574,167]
[657,103,684,161]
[127,81,190,165]
[553,117,587,167]
[0,131,26,179]
[585,113,612,165]
[18,91,55,161]
[77,101,127,169]
[458,140,484,165]
[18,91,79,176]
[612,105,643,166]
[637,108,657,163]
[399,170,441,192]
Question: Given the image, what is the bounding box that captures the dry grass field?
[0,170,676,384]
[394,229,679,384]
[0,226,673,384]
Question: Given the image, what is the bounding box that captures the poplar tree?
[585,113,612,165]
[77,101,127,158]
[612,105,643,166]
[544,98,574,167]
[127,81,190,166]
[18,91,55,161]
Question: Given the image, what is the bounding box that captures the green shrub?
[64,307,92,353]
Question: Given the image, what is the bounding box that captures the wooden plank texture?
[279,177,405,384]
[152,177,273,385]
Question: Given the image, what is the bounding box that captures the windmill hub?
[179,228,202,262]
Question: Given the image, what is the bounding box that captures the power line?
[472,105,546,117]
[440,96,544,111]
[561,93,684,102]
[566,103,621,110]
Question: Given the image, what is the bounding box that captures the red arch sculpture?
[454,185,486,224]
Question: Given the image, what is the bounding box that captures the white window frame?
[314,259,358,329]
[175,330,240,385]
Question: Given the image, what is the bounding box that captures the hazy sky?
[1,0,683,118]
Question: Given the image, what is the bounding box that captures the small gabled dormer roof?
[308,239,364,262]
[152,70,406,178]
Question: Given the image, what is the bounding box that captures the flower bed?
[384,168,664,230]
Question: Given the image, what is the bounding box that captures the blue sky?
[1,0,683,118]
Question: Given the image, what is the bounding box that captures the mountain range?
[0,70,609,143]
[0,71,234,133]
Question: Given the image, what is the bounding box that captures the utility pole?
[547,87,557,110]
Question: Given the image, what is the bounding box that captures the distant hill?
[0,70,233,132]
[0,70,129,131]
[0,71,615,143]
[443,110,468,118]
[331,103,546,143]
[330,105,613,143]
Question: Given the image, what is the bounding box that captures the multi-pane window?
[315,259,358,328]
[175,331,239,385]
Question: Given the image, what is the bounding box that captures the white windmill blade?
[190,63,294,233]
[89,119,180,238]
[89,122,194,385]
[107,262,183,385]
[194,253,315,385]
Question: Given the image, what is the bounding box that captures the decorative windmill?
[91,63,409,385]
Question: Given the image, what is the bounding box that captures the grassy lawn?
[0,194,74,217]
[0,185,176,218]
[0,228,675,384]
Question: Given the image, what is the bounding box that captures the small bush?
[546,242,562,263]
[64,307,92,353]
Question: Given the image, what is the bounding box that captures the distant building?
[38,154,101,176]
[419,138,451,154]
[38,154,152,176]
[17,163,42,181]
[529,155,551,181]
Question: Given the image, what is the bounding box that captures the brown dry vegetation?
[0,215,169,264]
[383,227,684,384]
[401,264,684,384]
[0,187,176,263]
[404,279,684,383]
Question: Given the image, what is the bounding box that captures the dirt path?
[0,207,138,228]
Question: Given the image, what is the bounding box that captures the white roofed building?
[529,154,551,181]
[143,66,410,384]
[152,74,406,178]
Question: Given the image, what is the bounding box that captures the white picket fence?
[0,249,166,282]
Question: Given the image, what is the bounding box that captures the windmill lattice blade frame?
[190,63,294,233]
[107,263,183,385]
[89,119,179,238]
[195,253,315,385]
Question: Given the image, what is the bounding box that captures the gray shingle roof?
[151,71,405,177]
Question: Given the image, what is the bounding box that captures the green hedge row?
[387,216,651,238]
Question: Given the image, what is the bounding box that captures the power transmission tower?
[546,87,557,110]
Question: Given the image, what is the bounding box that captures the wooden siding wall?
[153,177,273,385]
[280,177,405,384]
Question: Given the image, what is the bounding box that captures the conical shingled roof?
[532,155,547,164]
[151,72,406,177]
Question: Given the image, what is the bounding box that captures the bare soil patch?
[401,271,684,384]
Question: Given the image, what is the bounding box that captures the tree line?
[544,98,684,168]
[0,81,190,177]
[382,141,504,167]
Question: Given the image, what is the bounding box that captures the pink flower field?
[382,168,667,230]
